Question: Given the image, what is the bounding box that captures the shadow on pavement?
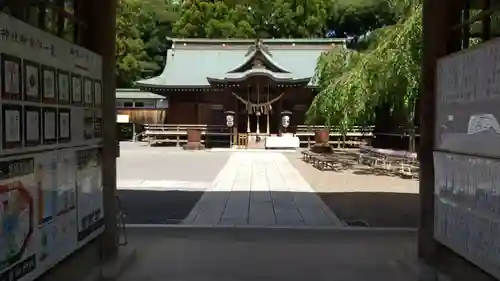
[118,188,419,228]
[319,192,419,228]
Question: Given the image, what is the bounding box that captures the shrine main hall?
[134,38,344,137]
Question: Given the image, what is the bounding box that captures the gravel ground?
[286,150,420,228]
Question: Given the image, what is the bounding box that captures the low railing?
[295,125,375,148]
[143,124,231,146]
[142,124,375,148]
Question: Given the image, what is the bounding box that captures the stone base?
[183,142,205,150]
[310,143,333,153]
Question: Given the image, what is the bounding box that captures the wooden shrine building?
[135,38,345,138]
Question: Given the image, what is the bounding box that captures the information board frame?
[0,12,105,281]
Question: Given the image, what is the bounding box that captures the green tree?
[308,2,422,150]
[116,0,149,87]
[173,1,255,38]
[136,0,180,77]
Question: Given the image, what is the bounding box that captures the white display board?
[0,13,103,155]
[434,152,500,279]
[436,38,500,158]
[435,37,500,278]
[0,148,103,281]
[0,13,104,281]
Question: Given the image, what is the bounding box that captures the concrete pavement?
[117,143,231,224]
[118,227,419,281]
[183,152,343,226]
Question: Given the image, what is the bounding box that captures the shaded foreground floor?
[119,227,418,281]
[183,152,342,226]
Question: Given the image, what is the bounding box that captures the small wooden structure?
[116,89,168,140]
[134,38,348,143]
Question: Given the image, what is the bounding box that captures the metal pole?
[132,100,136,142]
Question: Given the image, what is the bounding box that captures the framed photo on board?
[24,106,41,147]
[58,108,71,143]
[23,60,41,102]
[94,80,102,107]
[71,74,82,105]
[2,104,23,149]
[42,107,57,144]
[84,109,94,139]
[84,77,93,106]
[1,54,22,100]
[57,70,71,104]
[42,65,57,103]
[94,110,102,138]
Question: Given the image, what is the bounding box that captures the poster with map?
[0,157,37,281]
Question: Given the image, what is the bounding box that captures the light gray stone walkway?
[183,152,343,226]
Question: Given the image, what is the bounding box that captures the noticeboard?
[436,38,500,158]
[435,37,500,279]
[0,13,104,281]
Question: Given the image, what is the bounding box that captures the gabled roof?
[135,38,346,88]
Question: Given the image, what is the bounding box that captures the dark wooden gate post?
[80,0,119,259]
[419,0,461,278]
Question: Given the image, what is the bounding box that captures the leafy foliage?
[115,0,411,87]
[307,3,422,136]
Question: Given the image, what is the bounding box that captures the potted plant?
[314,128,330,144]
[184,127,204,150]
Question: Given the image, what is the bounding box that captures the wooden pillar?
[80,0,118,259]
[256,83,260,134]
[419,0,461,275]
[247,87,250,133]
[233,90,238,146]
[266,85,270,135]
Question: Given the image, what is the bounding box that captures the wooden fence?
[295,125,374,148]
[143,124,231,147]
[142,124,375,148]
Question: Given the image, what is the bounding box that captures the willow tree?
[307,3,422,151]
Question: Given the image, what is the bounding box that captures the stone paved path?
[183,152,343,226]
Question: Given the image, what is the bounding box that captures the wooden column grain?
[81,0,119,258]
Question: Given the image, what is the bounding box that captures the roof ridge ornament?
[245,38,272,57]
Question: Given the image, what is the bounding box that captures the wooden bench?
[358,145,420,177]
[301,150,318,162]
[313,155,338,171]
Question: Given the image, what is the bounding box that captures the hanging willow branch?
[307,3,422,144]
